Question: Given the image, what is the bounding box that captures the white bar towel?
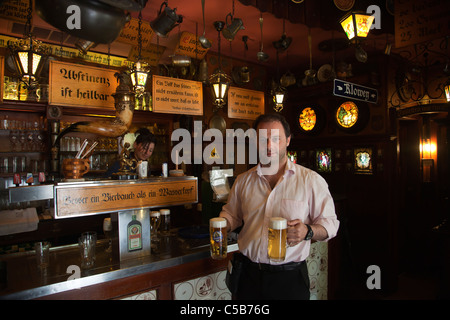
[0,208,39,236]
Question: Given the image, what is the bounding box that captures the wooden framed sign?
[228,87,265,120]
[395,0,450,48]
[152,75,203,115]
[0,56,3,104]
[173,31,211,60]
[54,178,198,218]
[116,17,154,48]
[48,60,118,109]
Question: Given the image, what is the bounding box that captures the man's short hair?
[253,113,291,138]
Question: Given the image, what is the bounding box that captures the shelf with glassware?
[55,118,172,176]
[0,109,48,179]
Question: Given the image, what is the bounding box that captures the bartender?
[104,128,156,178]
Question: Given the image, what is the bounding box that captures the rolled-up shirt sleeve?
[309,173,340,241]
[220,176,244,232]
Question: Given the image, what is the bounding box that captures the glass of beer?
[209,217,227,260]
[160,209,171,234]
[268,217,287,262]
[150,211,161,241]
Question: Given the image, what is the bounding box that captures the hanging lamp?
[129,11,151,95]
[209,21,231,109]
[272,51,286,112]
[8,0,50,88]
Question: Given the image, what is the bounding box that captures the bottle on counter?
[127,214,142,252]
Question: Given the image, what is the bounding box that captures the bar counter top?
[0,232,239,300]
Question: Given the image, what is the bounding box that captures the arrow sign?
[333,79,378,104]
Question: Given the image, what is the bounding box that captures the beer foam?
[269,217,287,229]
[210,217,227,228]
[160,209,170,215]
[150,211,160,217]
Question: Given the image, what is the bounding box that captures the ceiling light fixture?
[209,21,231,109]
[8,0,50,89]
[129,11,150,95]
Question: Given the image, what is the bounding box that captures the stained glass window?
[336,101,358,128]
[287,151,297,163]
[354,148,373,174]
[299,107,317,131]
[316,148,332,173]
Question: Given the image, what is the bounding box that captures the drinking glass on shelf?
[35,131,45,151]
[19,131,26,151]
[78,231,97,269]
[9,130,18,152]
[27,131,34,151]
[150,211,161,242]
[103,218,113,253]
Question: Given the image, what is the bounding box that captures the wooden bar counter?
[1,176,237,300]
[0,232,238,300]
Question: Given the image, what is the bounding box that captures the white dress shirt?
[220,160,340,264]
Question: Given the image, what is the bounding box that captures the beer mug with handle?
[268,217,287,262]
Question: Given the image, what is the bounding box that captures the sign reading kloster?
[55,179,197,218]
[333,79,378,104]
[49,60,118,109]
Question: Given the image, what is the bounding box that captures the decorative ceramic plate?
[333,0,355,11]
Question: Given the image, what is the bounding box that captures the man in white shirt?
[220,113,339,299]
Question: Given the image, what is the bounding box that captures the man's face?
[134,142,155,161]
[256,120,290,169]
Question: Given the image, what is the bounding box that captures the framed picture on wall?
[354,147,373,174]
[315,148,332,173]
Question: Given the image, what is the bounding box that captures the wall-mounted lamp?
[420,138,436,160]
[209,21,231,109]
[340,12,374,63]
[445,79,450,102]
[340,12,374,42]
[420,138,435,183]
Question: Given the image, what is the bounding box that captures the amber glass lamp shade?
[130,61,150,94]
[10,36,47,86]
[209,69,231,108]
[445,80,450,102]
[340,12,375,41]
[272,85,286,112]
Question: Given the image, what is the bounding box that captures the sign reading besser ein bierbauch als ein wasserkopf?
[54,179,198,218]
[48,60,118,109]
